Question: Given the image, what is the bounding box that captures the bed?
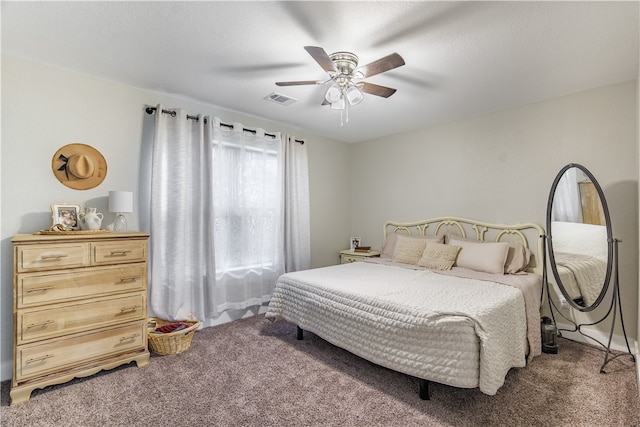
[265,217,545,399]
[550,221,608,307]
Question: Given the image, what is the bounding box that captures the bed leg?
[296,325,304,340]
[419,379,431,400]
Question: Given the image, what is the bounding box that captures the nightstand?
[340,249,381,264]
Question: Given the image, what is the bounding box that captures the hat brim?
[52,143,108,190]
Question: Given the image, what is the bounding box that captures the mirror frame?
[546,163,614,312]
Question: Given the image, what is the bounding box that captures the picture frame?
[350,237,361,251]
[51,203,82,230]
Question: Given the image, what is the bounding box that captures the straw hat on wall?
[52,143,108,190]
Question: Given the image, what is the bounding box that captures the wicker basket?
[147,317,200,355]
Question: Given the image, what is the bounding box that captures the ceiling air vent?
[264,92,297,106]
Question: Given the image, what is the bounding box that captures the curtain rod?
[145,107,304,144]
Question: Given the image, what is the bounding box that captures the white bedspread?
[266,262,534,395]
[554,252,607,306]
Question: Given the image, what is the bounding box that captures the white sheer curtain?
[146,106,309,322]
[148,106,216,321]
[283,134,311,272]
[551,167,583,223]
[211,120,285,312]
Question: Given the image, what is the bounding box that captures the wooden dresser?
[10,231,150,405]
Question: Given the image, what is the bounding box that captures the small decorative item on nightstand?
[350,237,361,250]
[340,249,381,264]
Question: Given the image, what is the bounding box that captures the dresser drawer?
[339,250,381,264]
[92,241,146,265]
[17,293,146,344]
[16,264,146,308]
[16,321,146,382]
[16,243,90,273]
[341,254,362,263]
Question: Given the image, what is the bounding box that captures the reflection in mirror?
[551,167,605,225]
[547,164,612,311]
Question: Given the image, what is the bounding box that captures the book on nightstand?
[354,246,371,253]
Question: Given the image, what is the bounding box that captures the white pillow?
[450,237,509,274]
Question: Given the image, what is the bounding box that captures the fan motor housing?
[329,52,358,74]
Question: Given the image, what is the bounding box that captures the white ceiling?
[2,1,639,143]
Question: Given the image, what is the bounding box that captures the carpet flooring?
[1,314,638,426]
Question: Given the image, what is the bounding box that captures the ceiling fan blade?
[304,46,338,73]
[354,53,405,78]
[360,82,397,98]
[276,80,323,86]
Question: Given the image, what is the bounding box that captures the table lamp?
[108,191,133,231]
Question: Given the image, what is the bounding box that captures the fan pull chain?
[340,91,349,127]
[345,99,349,124]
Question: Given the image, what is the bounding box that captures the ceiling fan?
[276,46,405,119]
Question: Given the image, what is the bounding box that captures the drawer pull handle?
[118,276,140,283]
[120,305,140,313]
[110,250,132,256]
[26,320,55,329]
[119,334,139,342]
[40,253,69,260]
[26,286,55,293]
[26,354,54,364]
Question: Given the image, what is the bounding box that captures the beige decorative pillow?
[418,242,461,270]
[381,233,444,259]
[391,235,429,264]
[450,237,510,274]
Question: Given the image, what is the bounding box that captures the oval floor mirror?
[545,163,635,372]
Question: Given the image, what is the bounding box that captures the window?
[211,138,283,276]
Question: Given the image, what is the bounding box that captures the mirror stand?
[599,239,634,372]
[545,238,635,373]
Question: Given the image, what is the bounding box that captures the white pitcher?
[79,207,103,230]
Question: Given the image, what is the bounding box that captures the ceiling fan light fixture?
[277,46,404,124]
[346,85,363,105]
[325,85,342,104]
[331,96,345,110]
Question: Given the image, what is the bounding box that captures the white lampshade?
[109,191,133,232]
[108,191,133,213]
[330,96,345,110]
[325,85,342,104]
[346,85,363,105]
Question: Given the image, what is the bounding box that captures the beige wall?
[348,80,639,348]
[0,55,351,380]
